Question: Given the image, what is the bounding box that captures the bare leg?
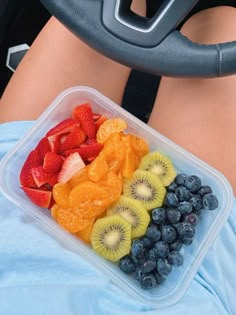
[0,1,146,122]
[148,6,236,194]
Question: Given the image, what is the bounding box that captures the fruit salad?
[19,102,219,291]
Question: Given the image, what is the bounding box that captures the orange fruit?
[68,181,110,218]
[96,118,127,144]
[126,134,149,159]
[87,154,108,182]
[76,217,95,244]
[69,168,90,188]
[51,204,91,233]
[52,182,71,208]
[121,148,140,178]
[98,171,123,204]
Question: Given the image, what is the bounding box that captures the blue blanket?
[0,121,235,315]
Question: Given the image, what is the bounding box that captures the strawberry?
[46,118,78,137]
[21,186,52,208]
[57,152,85,183]
[32,166,58,187]
[47,135,61,153]
[93,113,101,121]
[85,138,97,145]
[43,152,64,173]
[64,143,103,161]
[94,115,108,132]
[72,103,96,139]
[20,149,43,188]
[36,137,51,158]
[59,125,86,153]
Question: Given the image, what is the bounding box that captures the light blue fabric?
[0,121,236,315]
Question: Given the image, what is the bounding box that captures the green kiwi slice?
[139,151,177,186]
[107,195,150,239]
[123,170,166,210]
[90,214,131,262]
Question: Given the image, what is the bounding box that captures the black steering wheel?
[40,0,236,78]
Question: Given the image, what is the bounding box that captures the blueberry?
[182,237,193,246]
[131,239,145,258]
[202,193,219,210]
[197,185,212,196]
[175,186,192,201]
[177,201,193,214]
[189,195,202,211]
[167,251,184,266]
[161,224,177,243]
[154,241,169,258]
[119,256,137,274]
[166,208,181,224]
[153,271,167,284]
[167,181,178,192]
[135,267,144,281]
[146,225,161,242]
[170,239,183,252]
[164,192,179,207]
[184,175,202,192]
[141,259,157,273]
[140,236,153,249]
[156,258,172,276]
[175,173,188,186]
[140,273,157,290]
[177,222,195,239]
[147,248,158,261]
[151,207,166,224]
[183,213,199,226]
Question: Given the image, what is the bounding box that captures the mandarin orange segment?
[68,181,110,218]
[121,148,140,178]
[87,154,108,182]
[98,171,123,204]
[51,204,91,233]
[96,118,127,144]
[52,182,71,208]
[126,134,149,159]
[69,168,90,188]
[75,217,95,244]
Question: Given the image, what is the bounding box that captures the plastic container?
[0,86,234,308]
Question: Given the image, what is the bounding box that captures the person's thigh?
[148,6,236,194]
[0,0,146,123]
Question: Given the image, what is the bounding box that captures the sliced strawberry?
[57,152,85,183]
[22,187,52,208]
[94,115,108,132]
[93,113,101,121]
[64,143,103,161]
[32,166,58,187]
[59,125,86,153]
[46,118,78,137]
[85,138,97,145]
[20,149,43,188]
[47,135,61,153]
[43,152,64,173]
[72,103,96,139]
[36,137,51,158]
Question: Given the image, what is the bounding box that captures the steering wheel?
[40,0,236,78]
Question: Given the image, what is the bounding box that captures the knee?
[180,6,236,44]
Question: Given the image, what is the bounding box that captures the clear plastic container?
[0,86,234,308]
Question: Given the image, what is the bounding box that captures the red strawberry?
[32,166,58,187]
[20,149,43,188]
[58,152,85,183]
[43,152,64,173]
[47,135,61,153]
[59,125,86,153]
[72,103,96,139]
[36,137,51,158]
[85,138,97,145]
[94,115,108,132]
[21,186,52,208]
[46,118,78,137]
[93,113,101,121]
[64,143,103,161]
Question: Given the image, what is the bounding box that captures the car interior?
[0,0,236,122]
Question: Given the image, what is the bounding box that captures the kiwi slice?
[90,214,131,262]
[107,195,150,239]
[139,151,177,186]
[123,170,166,210]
